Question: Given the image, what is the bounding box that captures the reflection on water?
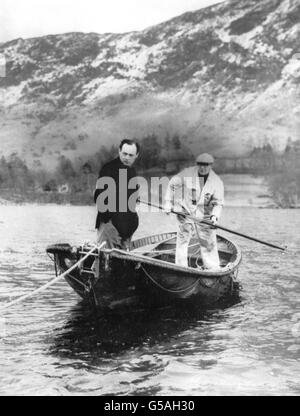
[48,297,243,396]
[51,294,241,361]
[0,205,300,395]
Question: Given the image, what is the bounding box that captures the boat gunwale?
[103,248,240,278]
[46,232,242,279]
[102,232,242,278]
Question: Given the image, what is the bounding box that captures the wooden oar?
[138,199,286,252]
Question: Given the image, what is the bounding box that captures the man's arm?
[164,174,185,212]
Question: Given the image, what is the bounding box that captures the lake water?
[0,204,299,396]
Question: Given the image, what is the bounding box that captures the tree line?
[0,133,192,203]
[0,138,299,207]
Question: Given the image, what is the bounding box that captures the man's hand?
[209,215,218,226]
[164,202,189,224]
[176,212,187,224]
[174,204,189,224]
[163,202,173,215]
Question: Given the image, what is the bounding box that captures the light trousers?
[176,221,220,270]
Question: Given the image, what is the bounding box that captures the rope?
[47,252,58,277]
[140,264,200,294]
[0,242,106,312]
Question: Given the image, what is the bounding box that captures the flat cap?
[196,153,214,164]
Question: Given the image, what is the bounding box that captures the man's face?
[197,162,212,176]
[119,143,139,167]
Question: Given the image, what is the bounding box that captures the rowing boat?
[46,232,242,310]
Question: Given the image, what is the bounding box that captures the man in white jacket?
[164,153,224,270]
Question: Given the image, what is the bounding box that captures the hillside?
[0,0,299,171]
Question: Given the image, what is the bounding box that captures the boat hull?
[47,233,241,310]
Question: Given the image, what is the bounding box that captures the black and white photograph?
[0,0,299,397]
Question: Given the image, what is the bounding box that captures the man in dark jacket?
[93,139,140,249]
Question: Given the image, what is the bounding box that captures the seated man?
[94,139,140,250]
[164,153,224,270]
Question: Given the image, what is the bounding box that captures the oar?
[138,199,286,252]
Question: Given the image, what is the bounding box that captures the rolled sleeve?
[164,175,183,208]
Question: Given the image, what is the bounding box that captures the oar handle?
[138,199,286,252]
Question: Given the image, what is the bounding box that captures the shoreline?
[0,174,299,209]
[0,197,297,209]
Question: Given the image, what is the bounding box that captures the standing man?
[94,139,140,249]
[164,153,224,270]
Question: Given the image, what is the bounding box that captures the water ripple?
[0,205,300,395]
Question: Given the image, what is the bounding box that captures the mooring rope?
[0,242,105,311]
[141,263,221,292]
[140,264,200,294]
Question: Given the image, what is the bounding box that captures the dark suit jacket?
[94,157,139,239]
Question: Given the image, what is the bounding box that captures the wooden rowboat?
[46,232,242,310]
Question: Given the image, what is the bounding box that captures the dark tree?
[55,155,76,181]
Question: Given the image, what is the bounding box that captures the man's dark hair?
[119,139,140,154]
